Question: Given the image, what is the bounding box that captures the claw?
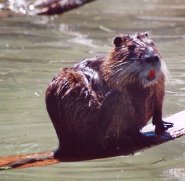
[155,120,174,135]
[162,121,174,130]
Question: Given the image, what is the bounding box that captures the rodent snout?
[142,56,160,65]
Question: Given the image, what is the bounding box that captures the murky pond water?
[0,0,185,180]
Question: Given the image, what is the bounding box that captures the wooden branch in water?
[141,110,185,142]
[0,0,96,16]
[0,152,59,170]
[32,0,96,15]
[0,110,185,170]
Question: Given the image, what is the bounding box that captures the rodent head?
[103,32,167,90]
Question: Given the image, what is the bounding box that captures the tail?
[0,152,59,171]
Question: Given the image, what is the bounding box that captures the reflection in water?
[164,168,185,180]
[0,0,185,180]
[0,0,31,14]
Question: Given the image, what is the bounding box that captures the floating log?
[0,0,96,16]
[142,110,185,141]
[33,0,96,15]
[0,110,185,170]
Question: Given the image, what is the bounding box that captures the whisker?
[132,40,144,47]
[111,61,130,68]
[130,58,139,61]
[110,68,123,77]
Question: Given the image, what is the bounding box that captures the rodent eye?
[144,32,149,37]
[128,44,136,51]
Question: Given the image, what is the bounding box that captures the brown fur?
[45,32,172,157]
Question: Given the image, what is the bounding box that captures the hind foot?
[155,120,174,135]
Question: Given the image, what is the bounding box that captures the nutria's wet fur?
[46,32,173,158]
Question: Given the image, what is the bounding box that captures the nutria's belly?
[111,86,154,128]
[105,98,154,139]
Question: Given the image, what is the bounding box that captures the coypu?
[45,32,173,157]
[0,32,173,170]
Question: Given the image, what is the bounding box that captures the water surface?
[0,0,185,180]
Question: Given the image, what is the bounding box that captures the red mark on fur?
[148,69,155,80]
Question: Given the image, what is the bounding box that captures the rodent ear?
[113,36,123,48]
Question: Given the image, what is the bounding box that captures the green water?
[0,0,185,180]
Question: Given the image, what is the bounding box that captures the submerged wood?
[0,110,185,170]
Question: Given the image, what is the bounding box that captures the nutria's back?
[45,57,107,156]
[46,32,170,158]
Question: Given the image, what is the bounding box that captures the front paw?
[155,121,174,135]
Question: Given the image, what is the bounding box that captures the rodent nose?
[143,56,160,65]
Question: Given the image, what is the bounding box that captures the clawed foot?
[155,121,174,135]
